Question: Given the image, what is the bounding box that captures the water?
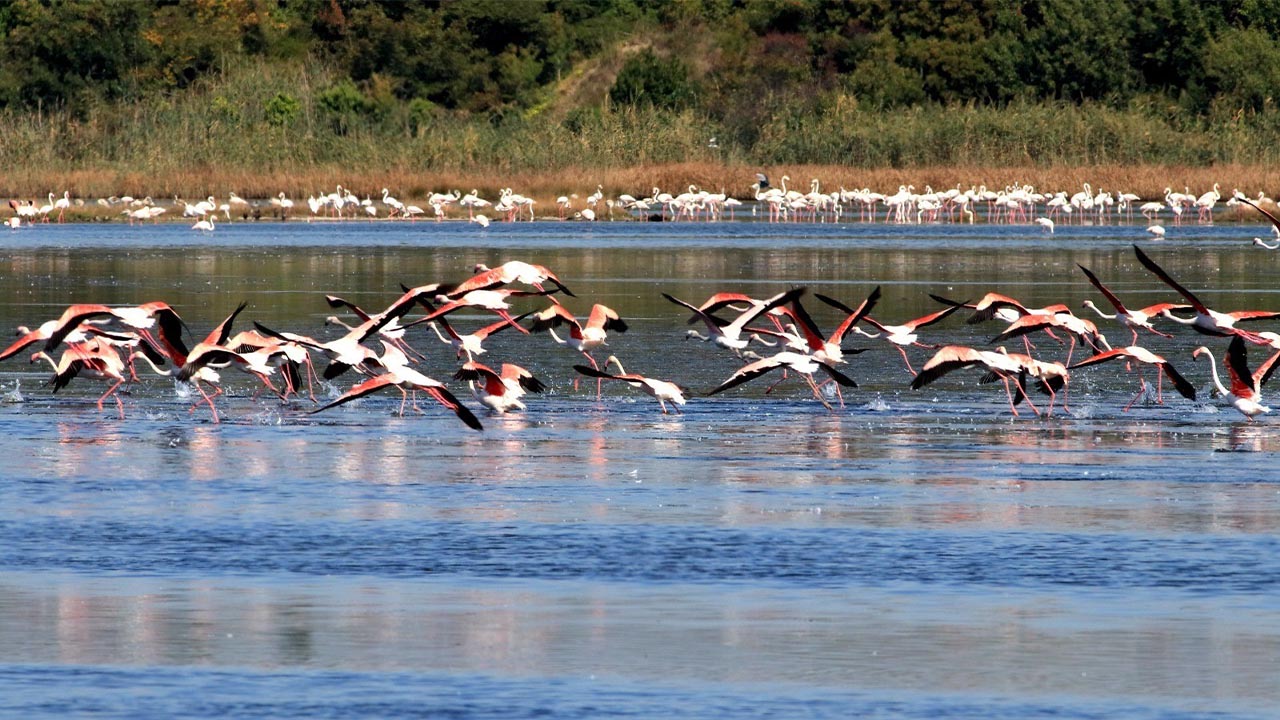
[2,218,1279,719]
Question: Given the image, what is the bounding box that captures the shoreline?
[6,163,1280,215]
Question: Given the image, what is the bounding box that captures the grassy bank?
[4,61,1280,208]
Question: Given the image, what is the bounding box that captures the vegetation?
[4,0,1280,200]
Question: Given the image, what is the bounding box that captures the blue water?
[1,217,1278,718]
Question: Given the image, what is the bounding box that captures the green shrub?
[264,92,301,127]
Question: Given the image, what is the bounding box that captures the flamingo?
[988,310,1108,366]
[1133,244,1278,343]
[455,260,574,297]
[454,361,546,414]
[322,293,422,360]
[419,288,538,334]
[471,214,490,228]
[1254,237,1280,250]
[1069,345,1196,411]
[663,287,803,355]
[30,338,133,418]
[53,191,71,222]
[1193,336,1274,420]
[1034,217,1054,234]
[192,216,216,233]
[910,345,1042,417]
[418,313,530,360]
[1147,225,1166,239]
[252,283,429,382]
[527,301,627,374]
[707,349,856,411]
[176,302,251,422]
[574,355,689,414]
[310,341,482,430]
[1077,263,1185,344]
[817,289,961,375]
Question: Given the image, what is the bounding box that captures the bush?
[264,92,301,127]
[610,49,696,109]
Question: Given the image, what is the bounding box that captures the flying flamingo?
[1192,336,1275,421]
[663,287,803,355]
[816,289,961,375]
[1069,345,1196,411]
[310,341,483,429]
[414,312,530,360]
[30,338,133,418]
[1133,244,1279,343]
[707,349,856,412]
[910,345,1041,417]
[574,355,689,414]
[454,361,546,414]
[528,301,628,395]
[419,288,540,334]
[988,310,1108,366]
[454,260,575,297]
[176,302,251,422]
[1076,263,1185,344]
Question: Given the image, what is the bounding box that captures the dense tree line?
[3,0,1280,146]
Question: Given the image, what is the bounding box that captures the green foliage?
[265,92,302,127]
[7,0,1280,177]
[610,49,696,109]
[318,80,375,134]
[1202,27,1280,113]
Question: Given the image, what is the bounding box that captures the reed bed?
[4,60,1280,208]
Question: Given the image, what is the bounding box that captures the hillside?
[4,1,1280,199]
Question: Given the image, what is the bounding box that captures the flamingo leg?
[895,345,917,376]
[97,379,125,416]
[1123,382,1145,412]
[802,372,834,412]
[1000,376,1021,417]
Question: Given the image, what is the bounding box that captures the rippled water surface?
[2,219,1278,718]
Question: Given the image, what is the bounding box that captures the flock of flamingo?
[7,194,1280,427]
[5,177,1271,232]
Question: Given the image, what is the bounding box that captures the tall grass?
[4,60,1280,205]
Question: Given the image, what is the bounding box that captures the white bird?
[471,214,490,228]
[192,216,216,233]
[1035,217,1054,234]
[1147,225,1166,239]
[1254,237,1280,250]
[6,217,20,229]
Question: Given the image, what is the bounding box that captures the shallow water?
[1,218,1278,718]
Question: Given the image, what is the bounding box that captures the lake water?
[1,218,1278,719]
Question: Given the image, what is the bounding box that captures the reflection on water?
[2,222,1279,719]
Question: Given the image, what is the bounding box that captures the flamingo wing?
[814,286,882,343]
[1225,336,1258,398]
[1077,264,1129,314]
[1132,244,1209,314]
[310,374,399,413]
